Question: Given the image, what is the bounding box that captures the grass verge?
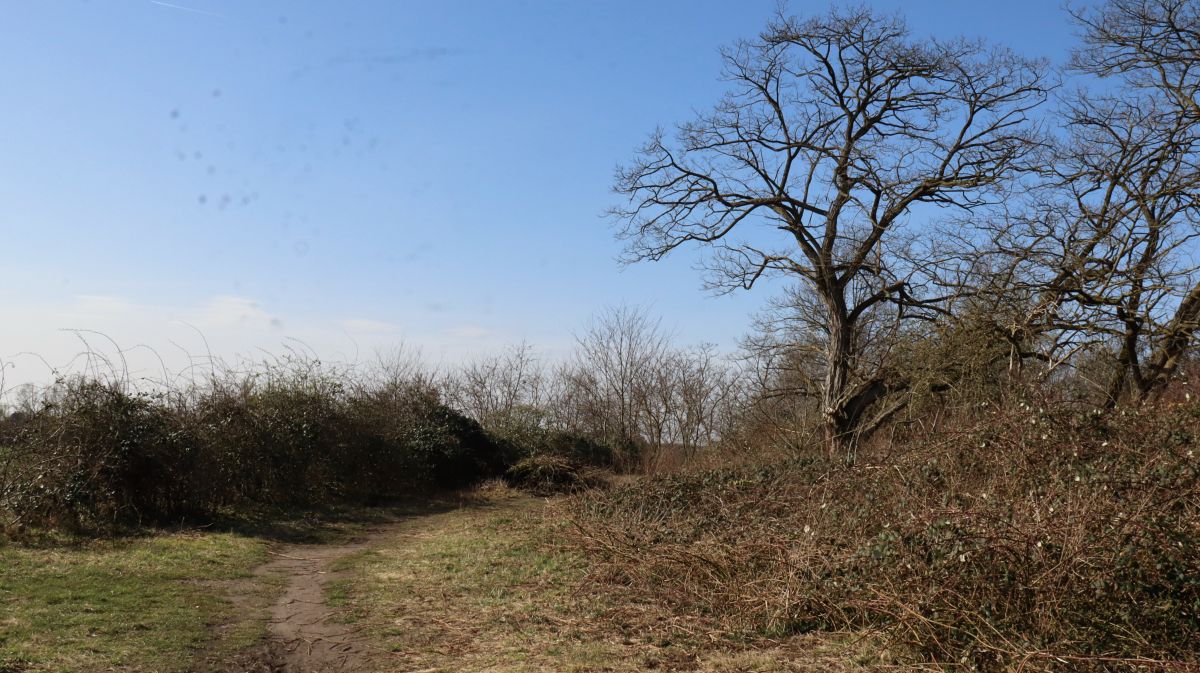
[0,532,268,673]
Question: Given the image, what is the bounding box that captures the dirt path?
[231,524,402,673]
[264,537,374,671]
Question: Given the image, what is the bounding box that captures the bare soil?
[206,524,402,673]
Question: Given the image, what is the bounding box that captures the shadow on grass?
[210,493,475,545]
[2,488,506,549]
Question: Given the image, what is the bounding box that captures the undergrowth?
[568,401,1200,671]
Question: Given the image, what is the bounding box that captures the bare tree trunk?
[1143,281,1200,397]
[1105,306,1144,407]
[822,307,855,461]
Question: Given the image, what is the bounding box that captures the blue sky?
[1,0,1075,387]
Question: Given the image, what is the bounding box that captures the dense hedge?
[0,378,505,532]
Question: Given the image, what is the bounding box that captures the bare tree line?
[441,307,746,470]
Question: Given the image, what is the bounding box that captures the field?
[0,488,883,673]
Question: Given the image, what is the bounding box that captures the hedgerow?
[0,371,504,533]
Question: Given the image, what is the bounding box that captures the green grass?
[0,497,462,672]
[0,532,268,673]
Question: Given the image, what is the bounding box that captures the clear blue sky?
[1,0,1076,386]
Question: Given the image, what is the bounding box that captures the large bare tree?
[612,7,1048,458]
[1069,0,1200,398]
[976,0,1200,402]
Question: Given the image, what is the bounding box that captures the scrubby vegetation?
[568,397,1200,670]
[4,318,1199,669]
[0,364,508,533]
[505,453,609,496]
[0,344,646,534]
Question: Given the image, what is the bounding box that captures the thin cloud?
[148,1,224,19]
[193,296,283,330]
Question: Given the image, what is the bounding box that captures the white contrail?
[148,0,224,18]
